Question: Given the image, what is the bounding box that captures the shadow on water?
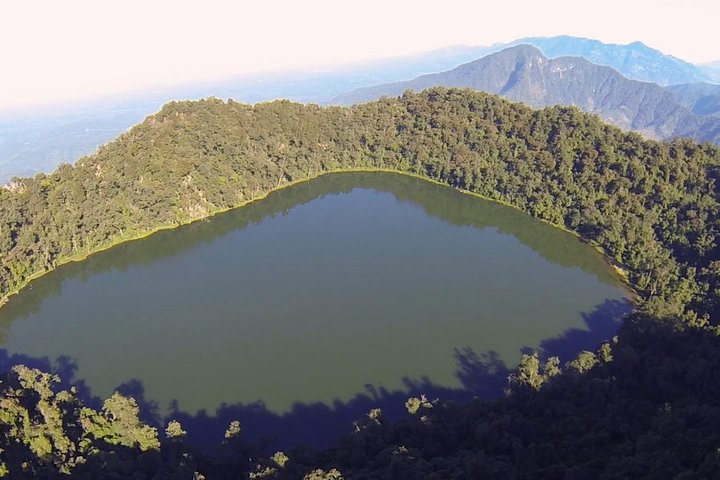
[0,297,632,451]
[0,350,102,411]
[533,298,632,360]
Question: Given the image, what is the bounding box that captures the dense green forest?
[2,88,720,478]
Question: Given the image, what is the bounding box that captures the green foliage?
[366,408,383,425]
[543,356,562,378]
[508,353,544,390]
[224,420,242,439]
[405,395,433,415]
[272,451,289,468]
[303,468,343,480]
[164,420,186,439]
[80,392,159,451]
[0,366,78,475]
[599,342,613,362]
[567,350,599,373]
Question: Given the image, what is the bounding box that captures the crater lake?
[0,172,630,443]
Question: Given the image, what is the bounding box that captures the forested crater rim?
[3,87,712,323]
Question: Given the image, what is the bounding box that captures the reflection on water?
[0,172,630,415]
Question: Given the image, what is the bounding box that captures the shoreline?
[0,168,638,308]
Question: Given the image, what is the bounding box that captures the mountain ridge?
[334,45,719,144]
[511,35,713,85]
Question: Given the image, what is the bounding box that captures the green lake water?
[0,172,630,417]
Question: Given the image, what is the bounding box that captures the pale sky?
[1,0,718,112]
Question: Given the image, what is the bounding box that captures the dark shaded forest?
[2,88,720,478]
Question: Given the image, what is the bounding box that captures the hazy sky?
[2,0,718,112]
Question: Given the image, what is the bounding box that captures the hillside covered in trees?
[2,88,720,478]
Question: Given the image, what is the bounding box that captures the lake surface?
[0,172,630,418]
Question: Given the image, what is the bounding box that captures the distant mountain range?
[397,36,716,87]
[509,36,712,86]
[334,45,720,144]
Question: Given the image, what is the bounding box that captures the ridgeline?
[2,88,720,478]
